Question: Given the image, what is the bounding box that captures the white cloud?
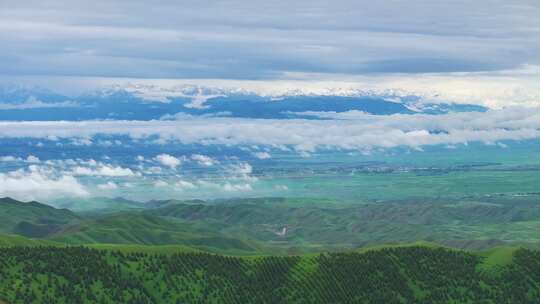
[154,180,168,187]
[175,180,196,189]
[0,97,78,110]
[0,155,22,162]
[4,107,540,151]
[252,151,271,159]
[0,167,88,201]
[71,137,93,146]
[145,166,162,174]
[97,181,118,190]
[223,183,252,192]
[154,154,181,169]
[231,162,253,175]
[274,184,289,191]
[80,159,98,166]
[26,155,40,163]
[227,162,257,183]
[183,93,224,109]
[72,164,135,176]
[298,151,311,158]
[191,154,217,166]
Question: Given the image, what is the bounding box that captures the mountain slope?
[0,245,537,303]
[0,197,79,238]
[3,196,538,253]
[144,198,540,251]
[0,233,60,247]
[49,212,261,255]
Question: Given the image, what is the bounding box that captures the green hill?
[0,245,538,303]
[49,213,263,255]
[143,198,540,252]
[2,196,540,254]
[0,197,79,238]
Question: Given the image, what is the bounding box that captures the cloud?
[97,181,118,190]
[253,151,271,159]
[7,67,540,110]
[0,166,88,201]
[0,97,78,110]
[4,107,540,150]
[0,155,22,162]
[191,154,218,166]
[175,180,196,190]
[0,1,538,79]
[154,154,181,169]
[274,184,288,191]
[222,183,252,192]
[72,164,135,176]
[227,162,257,183]
[154,180,168,187]
[71,137,93,146]
[230,162,253,175]
[26,155,40,163]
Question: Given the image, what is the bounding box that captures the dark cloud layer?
[1,0,539,79]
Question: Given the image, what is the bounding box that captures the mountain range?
[0,84,486,121]
[1,195,538,255]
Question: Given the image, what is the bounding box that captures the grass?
[85,243,200,254]
[3,196,540,254]
[354,240,447,253]
[477,246,520,272]
[0,233,61,247]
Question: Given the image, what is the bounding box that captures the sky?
[1,0,539,80]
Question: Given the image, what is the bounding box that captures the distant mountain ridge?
[0,84,487,121]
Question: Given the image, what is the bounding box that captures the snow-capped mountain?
[0,83,487,121]
[0,84,71,104]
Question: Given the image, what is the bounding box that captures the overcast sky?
[1,0,539,80]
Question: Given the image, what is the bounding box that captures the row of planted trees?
[0,246,539,303]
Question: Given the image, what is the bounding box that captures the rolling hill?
[0,197,79,238]
[1,196,539,254]
[143,197,540,251]
[49,212,261,255]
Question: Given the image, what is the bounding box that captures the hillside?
[49,213,262,255]
[1,197,539,254]
[0,233,60,247]
[0,197,79,238]
[0,245,537,304]
[143,197,540,252]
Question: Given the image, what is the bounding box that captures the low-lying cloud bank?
[0,154,260,201]
[0,165,88,201]
[1,107,540,151]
